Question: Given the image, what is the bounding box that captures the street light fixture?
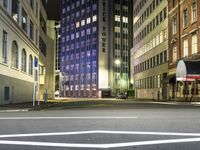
[115,59,121,65]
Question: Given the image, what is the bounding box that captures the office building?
[60,0,132,97]
[131,0,168,100]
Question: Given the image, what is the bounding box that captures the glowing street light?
[115,59,121,66]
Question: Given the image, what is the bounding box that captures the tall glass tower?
[60,0,132,98]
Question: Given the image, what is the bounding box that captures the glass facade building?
[61,0,132,97]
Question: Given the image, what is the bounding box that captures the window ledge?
[191,20,197,25]
[21,70,27,75]
[11,66,19,71]
[0,62,9,67]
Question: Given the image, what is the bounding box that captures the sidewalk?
[0,98,200,112]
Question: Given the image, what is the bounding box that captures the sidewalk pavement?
[0,98,200,112]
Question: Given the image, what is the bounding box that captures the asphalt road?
[0,102,200,150]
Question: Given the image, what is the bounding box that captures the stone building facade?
[0,0,41,104]
[131,0,169,100]
[168,0,200,100]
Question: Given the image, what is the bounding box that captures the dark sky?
[47,0,61,21]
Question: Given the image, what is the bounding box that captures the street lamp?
[115,59,121,95]
[115,59,121,66]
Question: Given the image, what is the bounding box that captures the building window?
[30,20,34,40]
[172,0,176,7]
[35,28,38,45]
[191,1,197,23]
[3,0,7,9]
[92,15,97,22]
[39,37,46,56]
[36,2,38,17]
[40,12,46,34]
[30,0,34,9]
[183,39,188,57]
[172,16,176,34]
[2,30,8,64]
[4,87,10,101]
[11,41,19,68]
[29,55,33,75]
[21,49,27,72]
[12,0,19,22]
[173,46,177,62]
[192,34,197,54]
[183,9,188,28]
[22,8,28,32]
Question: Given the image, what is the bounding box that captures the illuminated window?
[122,17,128,23]
[172,16,176,34]
[191,1,197,23]
[76,22,80,28]
[115,15,120,22]
[183,39,188,57]
[92,15,97,22]
[192,34,197,54]
[172,46,177,62]
[81,20,85,26]
[115,27,120,33]
[156,35,159,46]
[160,32,163,43]
[87,17,91,24]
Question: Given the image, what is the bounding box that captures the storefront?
[175,60,200,101]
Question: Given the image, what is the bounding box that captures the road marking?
[0,137,200,148]
[1,130,200,138]
[1,130,200,148]
[0,117,138,120]
[0,109,29,113]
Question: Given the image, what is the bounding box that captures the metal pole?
[37,66,40,106]
[33,82,35,107]
[175,77,177,102]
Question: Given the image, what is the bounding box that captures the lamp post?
[115,59,121,95]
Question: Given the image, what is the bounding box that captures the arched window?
[21,49,27,72]
[11,41,19,68]
[29,55,33,75]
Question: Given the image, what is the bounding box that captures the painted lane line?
[1,130,200,139]
[105,137,200,148]
[1,138,200,148]
[0,117,138,120]
[0,131,99,138]
[0,109,29,113]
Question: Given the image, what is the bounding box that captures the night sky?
[47,0,61,21]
